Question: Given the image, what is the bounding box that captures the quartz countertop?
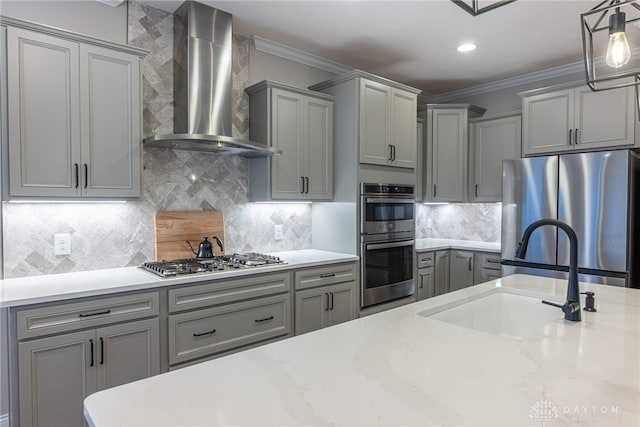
[84,274,640,426]
[0,250,358,308]
[415,238,501,253]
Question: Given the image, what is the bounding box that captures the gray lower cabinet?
[449,250,475,292]
[4,22,144,199]
[168,294,291,366]
[13,291,160,427]
[294,263,357,335]
[167,272,293,366]
[416,251,434,301]
[418,249,502,298]
[473,252,502,284]
[434,250,450,296]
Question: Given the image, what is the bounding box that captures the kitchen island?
[84,274,640,426]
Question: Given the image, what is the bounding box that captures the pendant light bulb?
[606,10,631,69]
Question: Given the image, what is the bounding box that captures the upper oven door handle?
[364,197,414,204]
[366,240,415,250]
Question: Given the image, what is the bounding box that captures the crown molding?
[429,60,586,102]
[251,36,351,76]
[250,36,635,101]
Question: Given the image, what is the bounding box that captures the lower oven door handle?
[366,240,414,250]
[364,197,414,204]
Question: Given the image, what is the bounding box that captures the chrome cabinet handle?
[324,293,330,311]
[575,128,579,145]
[320,273,336,278]
[568,129,573,145]
[388,145,393,161]
[468,257,473,271]
[99,337,104,365]
[254,315,274,323]
[391,145,396,161]
[475,184,479,198]
[433,184,436,198]
[329,292,334,310]
[84,164,88,189]
[74,163,79,189]
[89,339,94,367]
[300,176,305,194]
[193,329,216,337]
[305,176,309,194]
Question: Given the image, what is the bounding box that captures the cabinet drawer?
[16,292,159,340]
[294,262,357,291]
[168,294,291,365]
[416,251,434,268]
[168,272,291,313]
[475,252,502,271]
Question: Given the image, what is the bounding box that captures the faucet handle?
[580,291,597,312]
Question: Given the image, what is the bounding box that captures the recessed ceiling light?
[457,43,477,52]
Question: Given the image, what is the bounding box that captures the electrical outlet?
[427,217,433,228]
[54,233,71,256]
[274,224,283,241]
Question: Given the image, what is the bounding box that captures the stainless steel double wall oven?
[360,183,415,308]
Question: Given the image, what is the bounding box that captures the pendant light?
[451,0,517,16]
[606,6,632,67]
[581,0,640,92]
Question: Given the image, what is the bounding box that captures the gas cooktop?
[140,253,285,278]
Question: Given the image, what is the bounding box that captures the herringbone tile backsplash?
[1,1,311,278]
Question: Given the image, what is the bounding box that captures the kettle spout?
[186,240,198,257]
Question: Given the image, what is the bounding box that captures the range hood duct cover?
[143,1,279,157]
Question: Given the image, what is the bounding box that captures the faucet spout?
[515,218,581,322]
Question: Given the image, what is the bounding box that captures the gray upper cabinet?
[247,81,333,201]
[4,23,144,199]
[359,78,417,168]
[424,104,485,202]
[415,116,425,202]
[469,113,521,202]
[521,84,637,156]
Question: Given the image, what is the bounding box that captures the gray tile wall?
[1,1,311,278]
[415,203,501,242]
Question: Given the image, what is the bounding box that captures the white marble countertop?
[0,250,358,308]
[415,238,501,253]
[84,274,640,426]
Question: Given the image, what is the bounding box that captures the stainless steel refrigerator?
[501,149,639,288]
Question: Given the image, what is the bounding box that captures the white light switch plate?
[54,233,71,255]
[274,224,283,241]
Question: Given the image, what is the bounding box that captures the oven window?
[365,202,414,222]
[363,244,414,289]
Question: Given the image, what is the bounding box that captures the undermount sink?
[419,288,564,338]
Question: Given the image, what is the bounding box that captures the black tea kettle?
[187,237,214,259]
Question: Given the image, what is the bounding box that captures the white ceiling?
[140,0,601,95]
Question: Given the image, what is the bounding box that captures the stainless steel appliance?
[502,149,639,288]
[141,253,285,278]
[143,1,278,157]
[360,183,415,308]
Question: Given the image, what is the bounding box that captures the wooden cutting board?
[154,211,225,261]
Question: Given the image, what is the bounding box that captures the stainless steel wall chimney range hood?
[143,1,279,157]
